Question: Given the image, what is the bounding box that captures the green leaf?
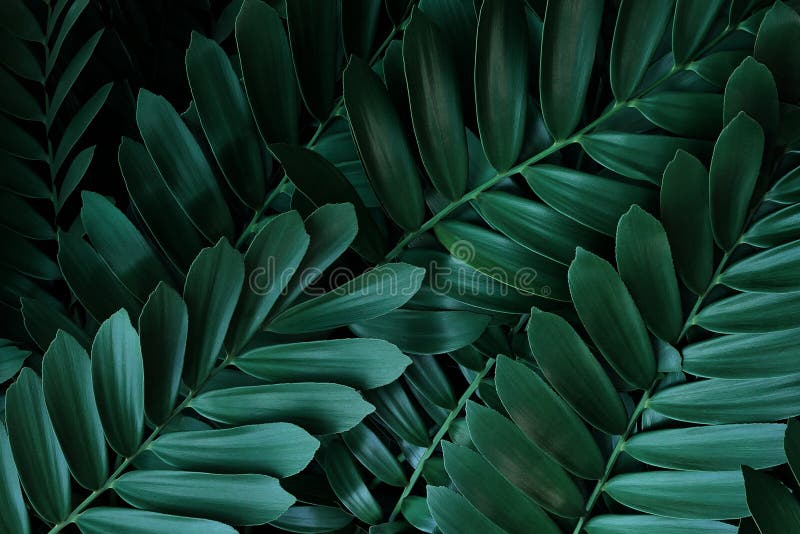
[0,193,53,240]
[788,419,800,484]
[625,424,787,470]
[442,441,560,534]
[191,383,374,434]
[0,32,41,82]
[20,297,90,351]
[343,56,425,231]
[56,146,94,213]
[405,354,456,409]
[610,0,674,101]
[0,151,49,199]
[568,248,656,389]
[427,486,504,534]
[475,0,529,168]
[473,191,607,265]
[114,470,294,526]
[660,150,713,294]
[182,239,244,388]
[226,211,308,354]
[136,90,234,241]
[350,310,490,355]
[579,132,711,184]
[57,229,141,321]
[743,466,800,534]
[342,0,381,59]
[46,0,90,74]
[186,32,267,208]
[342,423,407,487]
[403,8,467,198]
[81,191,173,301]
[683,327,800,378]
[119,138,206,273]
[523,164,657,236]
[138,283,187,425]
[769,165,800,205]
[91,309,145,456]
[724,57,779,137]
[320,440,382,524]
[694,291,800,333]
[275,203,358,311]
[0,112,46,161]
[0,65,43,121]
[605,470,747,519]
[634,92,722,138]
[0,0,42,41]
[236,0,298,144]
[0,424,29,534]
[5,368,71,523]
[585,515,737,533]
[151,423,318,477]
[434,220,569,300]
[710,112,764,250]
[689,50,751,87]
[365,382,428,446]
[744,203,800,248]
[616,205,682,342]
[269,144,385,262]
[270,505,353,534]
[75,507,236,534]
[527,310,627,435]
[753,1,800,103]
[495,355,605,479]
[466,401,585,517]
[236,338,410,389]
[539,0,603,140]
[42,332,107,489]
[53,82,112,176]
[0,343,28,382]
[672,0,727,65]
[719,239,800,292]
[48,30,103,124]
[268,263,424,334]
[649,375,800,423]
[286,0,338,120]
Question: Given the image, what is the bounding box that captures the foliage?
[1,0,800,533]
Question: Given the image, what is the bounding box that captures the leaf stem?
[388,357,496,522]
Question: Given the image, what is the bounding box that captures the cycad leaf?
[20,297,90,351]
[426,486,504,534]
[742,466,800,534]
[138,282,187,425]
[75,507,236,534]
[744,203,800,248]
[114,470,294,526]
[182,238,244,388]
[365,382,428,446]
[342,0,381,59]
[605,470,748,520]
[136,90,234,241]
[466,401,585,517]
[236,0,298,144]
[268,263,423,334]
[320,440,382,524]
[403,7,467,198]
[236,338,410,390]
[616,205,682,342]
[585,515,737,534]
[788,418,800,484]
[53,82,112,176]
[523,164,657,236]
[42,331,107,489]
[475,0,529,168]
[150,423,318,477]
[672,0,726,65]
[649,375,800,423]
[753,1,800,103]
[0,0,42,41]
[724,57,779,136]
[286,0,338,120]
[610,0,674,101]
[226,211,308,354]
[660,150,713,294]
[343,56,425,231]
[442,441,560,534]
[624,424,787,471]
[527,310,627,434]
[718,239,800,292]
[709,112,764,250]
[694,291,800,334]
[91,309,145,456]
[634,92,722,138]
[350,309,490,355]
[539,0,603,140]
[342,423,406,487]
[683,327,800,378]
[0,424,29,534]
[495,355,605,479]
[270,505,353,533]
[190,383,374,434]
[186,32,267,208]
[0,65,42,121]
[48,30,103,123]
[5,368,71,523]
[568,248,656,389]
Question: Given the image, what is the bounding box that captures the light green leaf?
[75,507,236,534]
[719,239,800,292]
[270,505,353,534]
[694,291,800,333]
[426,486,504,534]
[585,515,737,533]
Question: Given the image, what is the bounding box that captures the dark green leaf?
[585,515,737,534]
[753,1,800,103]
[724,57,779,137]
[427,486,504,534]
[270,505,353,534]
[320,440,382,524]
[672,0,727,65]
[743,466,800,534]
[53,83,112,176]
[744,203,800,247]
[48,30,103,124]
[343,423,406,487]
[788,418,800,484]
[0,424,29,534]
[75,507,236,534]
[719,239,800,292]
[365,382,428,446]
[20,297,90,352]
[694,291,800,333]
[634,92,722,138]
